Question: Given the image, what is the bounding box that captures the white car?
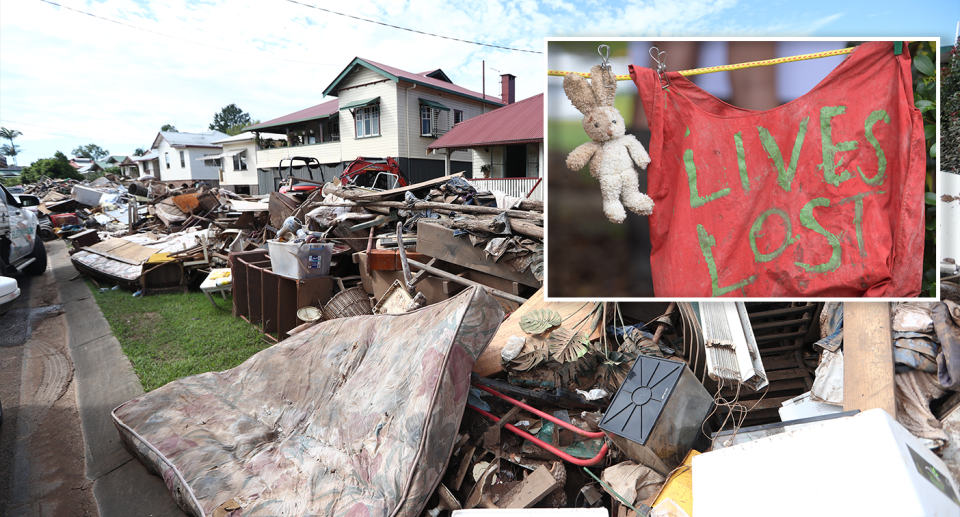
[0,184,46,276]
[0,275,19,314]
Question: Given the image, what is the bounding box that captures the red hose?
[472,383,607,439]
[467,404,609,467]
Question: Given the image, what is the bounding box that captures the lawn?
[87,281,270,391]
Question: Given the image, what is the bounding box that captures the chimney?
[500,73,516,104]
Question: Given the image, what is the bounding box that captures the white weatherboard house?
[201,132,284,195]
[138,131,228,185]
[246,57,513,192]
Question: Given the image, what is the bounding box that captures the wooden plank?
[354,172,464,201]
[472,288,602,378]
[415,222,540,287]
[498,464,562,509]
[82,238,156,265]
[843,302,896,418]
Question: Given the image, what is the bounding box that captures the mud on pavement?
[0,252,98,517]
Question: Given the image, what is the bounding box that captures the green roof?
[419,98,450,111]
[340,97,380,110]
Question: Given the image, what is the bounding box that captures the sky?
[0,0,957,165]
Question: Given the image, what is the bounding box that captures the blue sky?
[0,0,956,164]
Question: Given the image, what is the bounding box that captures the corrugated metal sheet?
[247,99,340,132]
[153,131,229,150]
[427,94,542,149]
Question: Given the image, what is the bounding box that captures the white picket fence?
[466,177,543,201]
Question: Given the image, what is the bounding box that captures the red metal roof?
[324,58,504,106]
[427,94,542,149]
[246,99,340,132]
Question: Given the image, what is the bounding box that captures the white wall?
[156,138,221,182]
[337,66,400,160]
[221,140,259,187]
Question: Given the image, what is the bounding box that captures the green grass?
[87,280,270,391]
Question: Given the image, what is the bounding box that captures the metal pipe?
[473,383,606,439]
[468,405,609,466]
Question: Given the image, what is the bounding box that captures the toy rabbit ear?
[589,64,616,107]
[563,72,597,114]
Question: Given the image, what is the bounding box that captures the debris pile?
[21,171,957,515]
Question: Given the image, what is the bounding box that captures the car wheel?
[23,237,47,276]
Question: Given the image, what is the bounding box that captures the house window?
[421,105,433,136]
[454,110,464,124]
[355,105,379,138]
[232,152,247,171]
[179,151,185,167]
[165,153,170,169]
[327,120,340,142]
[308,130,316,145]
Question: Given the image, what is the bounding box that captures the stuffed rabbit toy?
[564,64,654,223]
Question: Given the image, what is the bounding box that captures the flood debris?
[48,173,953,515]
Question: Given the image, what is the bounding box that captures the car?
[0,184,46,276]
[0,275,19,314]
[14,194,41,216]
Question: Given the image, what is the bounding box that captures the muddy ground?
[0,258,97,516]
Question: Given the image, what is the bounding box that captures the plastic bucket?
[267,240,333,279]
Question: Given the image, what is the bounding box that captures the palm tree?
[0,144,21,164]
[0,128,22,165]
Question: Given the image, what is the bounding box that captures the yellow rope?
[547,46,855,80]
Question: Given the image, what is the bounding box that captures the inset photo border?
[544,38,941,301]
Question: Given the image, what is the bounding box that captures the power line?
[282,0,542,54]
[35,0,342,66]
[0,119,145,143]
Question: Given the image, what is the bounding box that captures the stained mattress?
[112,286,503,517]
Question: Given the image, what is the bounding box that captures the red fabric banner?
[631,41,925,297]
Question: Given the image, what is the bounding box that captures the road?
[0,244,97,516]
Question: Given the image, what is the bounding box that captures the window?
[165,153,170,169]
[355,105,379,138]
[421,105,433,136]
[308,130,316,145]
[179,150,185,167]
[232,152,247,171]
[327,120,340,142]
[454,110,464,124]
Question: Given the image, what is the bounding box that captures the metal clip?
[649,46,670,90]
[597,44,615,89]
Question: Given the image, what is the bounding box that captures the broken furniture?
[199,268,232,308]
[112,286,504,517]
[230,249,335,338]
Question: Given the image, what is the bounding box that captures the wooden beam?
[843,302,896,418]
[405,258,527,305]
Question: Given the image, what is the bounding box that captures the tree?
[0,127,23,165]
[161,124,178,132]
[133,147,147,156]
[942,38,960,172]
[1,144,21,164]
[226,119,259,136]
[72,143,109,160]
[209,104,251,133]
[20,152,83,183]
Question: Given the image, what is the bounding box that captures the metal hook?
[597,44,615,89]
[649,46,670,89]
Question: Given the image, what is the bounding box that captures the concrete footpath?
[50,240,185,517]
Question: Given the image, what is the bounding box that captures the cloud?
[3,0,942,162]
